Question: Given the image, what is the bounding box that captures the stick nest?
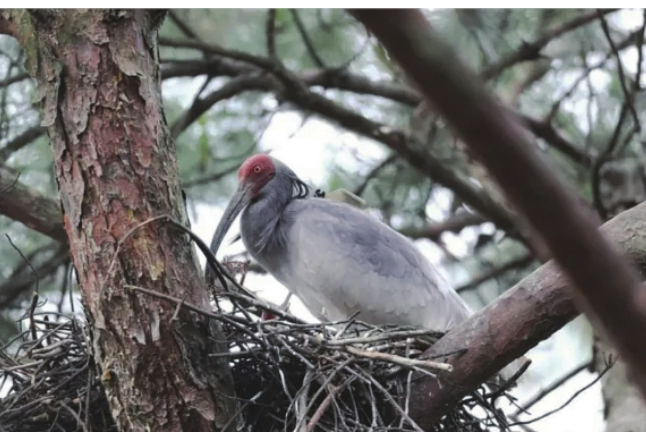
[1,271,517,432]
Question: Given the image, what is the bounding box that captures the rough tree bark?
[404,201,646,428]
[0,10,237,431]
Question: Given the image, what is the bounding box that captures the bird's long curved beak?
[209,183,252,256]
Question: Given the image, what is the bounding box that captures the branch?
[0,14,16,36]
[170,73,266,138]
[291,9,326,68]
[161,54,601,174]
[161,57,420,106]
[0,72,29,88]
[0,126,47,162]
[598,12,640,132]
[398,211,487,242]
[0,243,69,309]
[266,9,277,59]
[480,9,619,80]
[0,165,66,242]
[158,40,516,233]
[352,154,397,196]
[167,10,201,41]
[591,103,631,219]
[183,161,243,188]
[511,360,592,417]
[350,8,646,419]
[519,115,593,166]
[408,201,646,427]
[455,253,534,293]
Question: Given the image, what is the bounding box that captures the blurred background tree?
[1,8,645,430]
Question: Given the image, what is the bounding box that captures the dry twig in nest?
[0,307,116,432]
[0,248,518,432]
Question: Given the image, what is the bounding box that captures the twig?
[5,234,40,295]
[344,365,424,432]
[0,245,69,310]
[170,73,266,138]
[511,360,591,417]
[634,10,646,91]
[0,72,29,88]
[291,9,326,68]
[481,9,619,80]
[58,400,88,432]
[167,10,201,41]
[27,292,39,341]
[266,9,277,59]
[597,10,643,131]
[0,170,19,195]
[352,154,397,196]
[163,217,231,293]
[0,126,47,162]
[456,253,534,293]
[520,116,593,167]
[351,9,646,426]
[345,346,452,372]
[324,328,438,346]
[511,358,614,427]
[399,211,487,242]
[302,384,340,432]
[591,103,630,219]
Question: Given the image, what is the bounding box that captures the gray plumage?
[210,155,473,332]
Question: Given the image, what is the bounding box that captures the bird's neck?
[241,176,293,257]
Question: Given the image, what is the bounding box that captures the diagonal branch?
[0,243,69,309]
[167,10,202,41]
[0,72,29,88]
[598,12,641,132]
[0,165,66,242]
[455,252,534,293]
[519,115,593,166]
[0,126,47,162]
[160,52,605,172]
[291,9,326,68]
[170,73,266,138]
[399,211,487,242]
[408,201,646,428]
[158,40,516,233]
[351,7,646,408]
[481,9,619,80]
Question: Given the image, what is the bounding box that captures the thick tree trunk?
[0,10,237,431]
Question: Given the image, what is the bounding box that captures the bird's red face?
[210,154,277,256]
[238,154,277,198]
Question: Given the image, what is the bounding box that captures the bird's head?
[208,154,278,255]
[237,154,277,199]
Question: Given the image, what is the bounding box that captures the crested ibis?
[208,153,474,332]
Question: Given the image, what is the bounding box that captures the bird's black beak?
[209,182,252,256]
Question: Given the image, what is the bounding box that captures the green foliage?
[2,10,646,365]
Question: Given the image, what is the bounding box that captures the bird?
[208,153,474,333]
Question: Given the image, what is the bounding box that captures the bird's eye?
[253,165,262,173]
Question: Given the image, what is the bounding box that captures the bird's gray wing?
[282,198,472,331]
